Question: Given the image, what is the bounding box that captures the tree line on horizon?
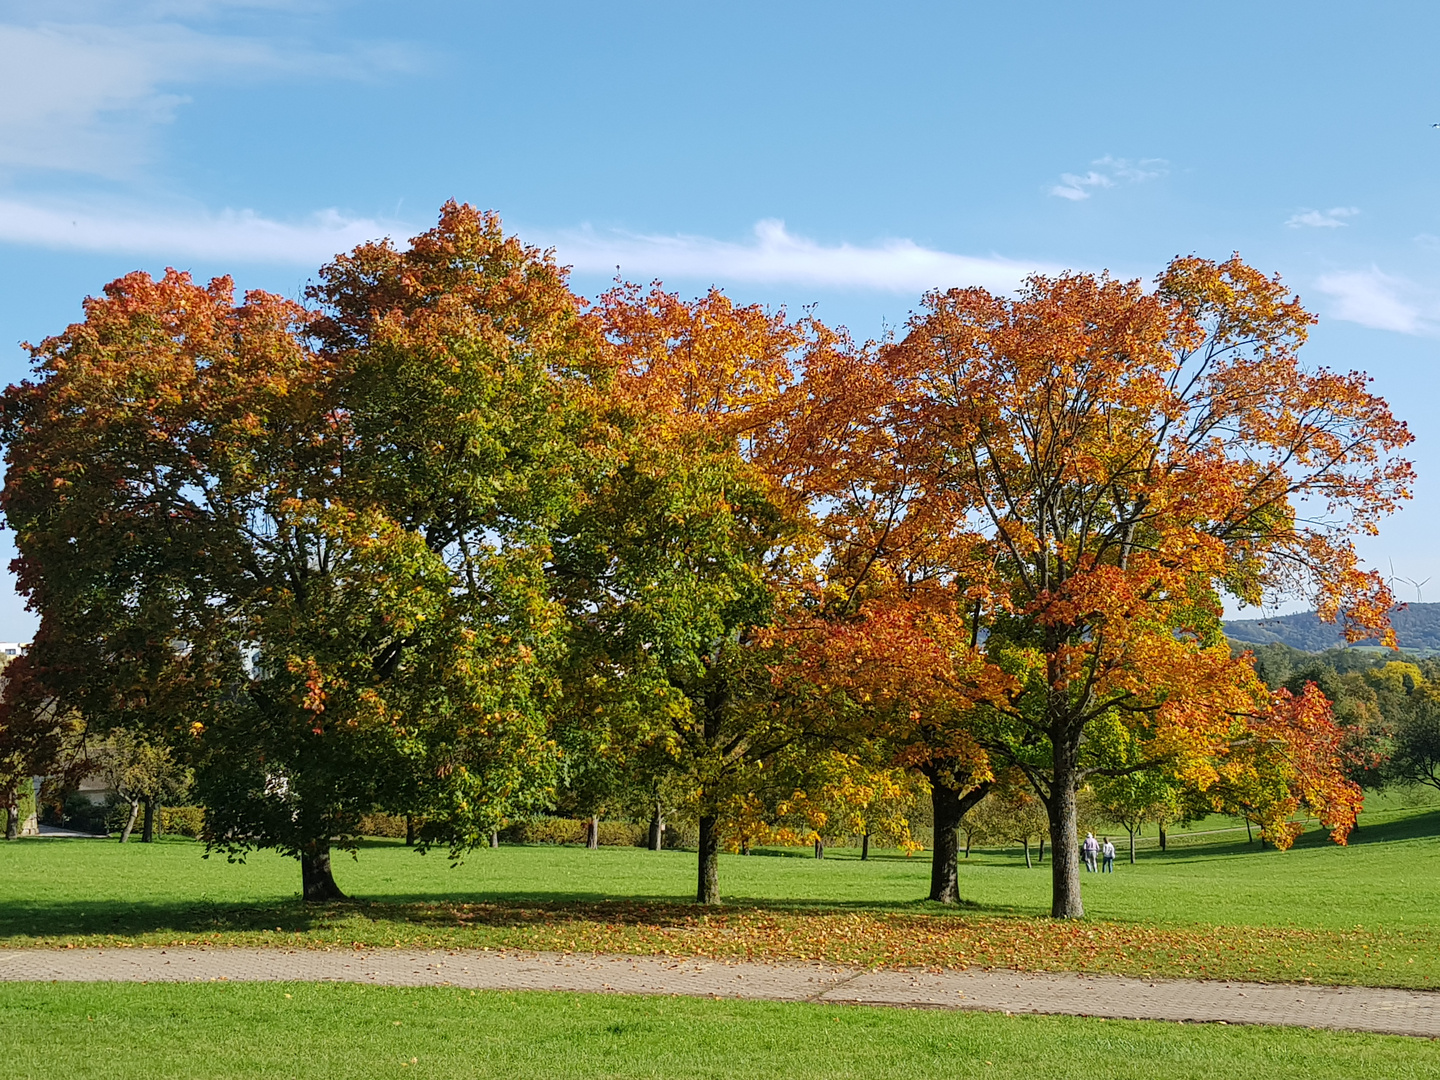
[0,203,1417,919]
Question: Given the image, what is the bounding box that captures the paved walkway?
[1,948,1435,1038]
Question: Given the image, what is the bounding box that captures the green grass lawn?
[2,982,1434,1080]
[2,794,1437,987]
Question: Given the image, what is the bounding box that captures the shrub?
[598,821,645,847]
[499,817,648,846]
[159,805,205,838]
[357,813,408,838]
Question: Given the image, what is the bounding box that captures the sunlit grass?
[4,982,1435,1080]
[2,794,1436,986]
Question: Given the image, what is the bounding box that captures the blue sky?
[1,0,1438,639]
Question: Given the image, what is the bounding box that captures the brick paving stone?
[0,948,1435,1038]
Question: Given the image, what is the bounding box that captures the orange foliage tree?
[872,256,1412,917]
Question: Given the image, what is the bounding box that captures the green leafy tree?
[90,728,190,843]
[1,205,595,898]
[1389,694,1440,793]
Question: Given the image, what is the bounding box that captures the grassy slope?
[3,983,1435,1080]
[2,796,1436,987]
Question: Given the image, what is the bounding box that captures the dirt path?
[1,947,1435,1038]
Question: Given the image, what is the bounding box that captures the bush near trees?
[0,205,1415,918]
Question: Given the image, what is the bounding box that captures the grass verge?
[2,982,1435,1080]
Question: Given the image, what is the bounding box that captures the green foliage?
[496,817,649,847]
[1388,696,1440,791]
[158,805,205,837]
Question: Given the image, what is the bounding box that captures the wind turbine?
[1388,561,1430,604]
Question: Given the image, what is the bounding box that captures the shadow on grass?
[0,889,1028,943]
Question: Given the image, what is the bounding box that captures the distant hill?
[1222,603,1440,654]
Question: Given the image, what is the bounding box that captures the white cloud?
[0,9,412,175]
[1286,206,1359,229]
[0,197,400,264]
[545,219,1061,293]
[0,199,1061,294]
[1050,155,1168,201]
[1314,268,1433,334]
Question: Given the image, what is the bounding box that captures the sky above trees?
[0,0,1438,638]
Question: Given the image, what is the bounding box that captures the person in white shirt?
[1082,832,1099,872]
[1101,837,1116,873]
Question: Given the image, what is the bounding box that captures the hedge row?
[158,805,205,837]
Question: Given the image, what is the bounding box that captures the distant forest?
[1223,603,1440,655]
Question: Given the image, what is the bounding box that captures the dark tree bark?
[1037,836,1045,864]
[1127,826,1136,864]
[927,771,991,904]
[405,815,416,846]
[861,832,870,861]
[587,815,599,850]
[1244,817,1253,843]
[1043,755,1084,919]
[301,842,346,902]
[1160,821,1169,850]
[4,804,16,841]
[141,797,156,843]
[813,838,825,859]
[1023,837,1031,868]
[697,814,720,904]
[648,809,665,851]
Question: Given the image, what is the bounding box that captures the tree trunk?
[1244,817,1253,843]
[4,804,16,841]
[587,815,600,850]
[301,842,346,902]
[696,814,720,904]
[927,773,990,904]
[648,809,665,851]
[405,815,416,846]
[1037,836,1044,863]
[489,830,499,849]
[1044,763,1084,919]
[141,797,156,843]
[813,838,824,859]
[861,832,870,861]
[1159,822,1168,851]
[1128,826,1136,865]
[1023,836,1031,868]
[119,799,140,844]
[964,831,972,858]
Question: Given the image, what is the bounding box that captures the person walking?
[1083,832,1099,873]
[1101,837,1116,873]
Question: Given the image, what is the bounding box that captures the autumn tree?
[547,282,871,903]
[796,598,1004,902]
[968,776,1051,866]
[1,205,597,899]
[880,256,1412,917]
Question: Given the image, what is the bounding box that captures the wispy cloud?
[1050,155,1168,201]
[1287,206,1360,229]
[1314,267,1435,335]
[545,219,1062,293]
[0,199,1062,294]
[0,8,413,175]
[0,197,401,264]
